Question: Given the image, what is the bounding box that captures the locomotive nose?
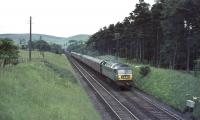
[117,74,133,80]
[117,69,133,80]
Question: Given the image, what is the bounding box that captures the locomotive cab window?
[118,70,132,74]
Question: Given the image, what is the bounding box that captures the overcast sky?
[0,0,154,37]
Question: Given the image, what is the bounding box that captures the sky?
[0,0,154,37]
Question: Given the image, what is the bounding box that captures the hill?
[65,34,90,42]
[0,34,90,46]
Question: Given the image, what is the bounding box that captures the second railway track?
[68,56,139,120]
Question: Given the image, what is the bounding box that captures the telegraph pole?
[29,16,32,61]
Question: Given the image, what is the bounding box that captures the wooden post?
[29,16,32,61]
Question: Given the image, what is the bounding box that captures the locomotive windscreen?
[118,70,132,74]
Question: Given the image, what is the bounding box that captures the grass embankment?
[98,55,200,118]
[0,50,100,120]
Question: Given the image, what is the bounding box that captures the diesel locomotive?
[71,52,133,88]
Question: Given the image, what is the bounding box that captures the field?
[0,50,100,120]
[98,55,200,118]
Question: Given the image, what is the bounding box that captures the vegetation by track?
[0,50,100,120]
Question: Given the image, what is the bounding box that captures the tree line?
[19,36,63,55]
[86,0,200,70]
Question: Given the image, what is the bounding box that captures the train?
[71,52,133,88]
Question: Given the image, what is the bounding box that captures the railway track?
[87,67,185,120]
[131,90,185,120]
[121,91,185,120]
[68,55,186,120]
[69,56,139,120]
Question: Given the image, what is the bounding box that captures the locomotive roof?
[112,63,129,69]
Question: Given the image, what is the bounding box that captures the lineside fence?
[0,58,48,81]
[0,58,45,68]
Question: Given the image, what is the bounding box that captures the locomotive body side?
[101,61,117,80]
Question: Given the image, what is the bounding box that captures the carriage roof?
[82,55,104,64]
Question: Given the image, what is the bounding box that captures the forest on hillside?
[83,0,200,70]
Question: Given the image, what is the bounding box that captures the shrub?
[139,66,151,76]
[0,38,19,67]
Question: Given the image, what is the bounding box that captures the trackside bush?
[139,66,151,76]
[0,38,19,68]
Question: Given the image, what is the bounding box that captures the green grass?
[0,50,100,120]
[19,50,43,59]
[99,55,200,118]
[134,67,200,116]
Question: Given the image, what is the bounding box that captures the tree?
[50,44,63,54]
[150,2,164,66]
[33,40,51,51]
[32,40,51,59]
[130,0,151,63]
[160,0,183,69]
[0,38,19,67]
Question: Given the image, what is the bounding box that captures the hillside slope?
[65,34,90,42]
[0,34,90,46]
[0,51,100,120]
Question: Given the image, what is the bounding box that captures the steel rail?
[134,90,185,120]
